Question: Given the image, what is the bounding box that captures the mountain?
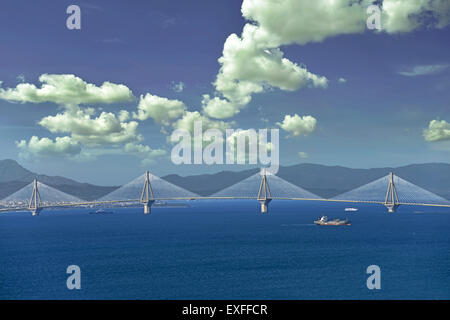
[1,159,449,201]
[162,163,450,200]
[0,159,119,201]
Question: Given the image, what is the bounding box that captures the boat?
[89,209,114,214]
[314,216,351,226]
[345,207,358,212]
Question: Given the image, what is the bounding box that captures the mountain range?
[1,159,449,201]
[0,159,118,201]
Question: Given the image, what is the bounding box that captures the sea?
[0,200,449,300]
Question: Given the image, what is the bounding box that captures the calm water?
[0,200,449,300]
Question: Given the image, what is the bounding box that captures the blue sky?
[0,0,449,185]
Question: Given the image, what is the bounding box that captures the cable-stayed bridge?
[0,170,449,216]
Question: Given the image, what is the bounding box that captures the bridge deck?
[1,196,450,213]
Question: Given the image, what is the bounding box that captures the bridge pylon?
[28,179,42,216]
[257,169,272,213]
[384,172,400,213]
[140,170,155,214]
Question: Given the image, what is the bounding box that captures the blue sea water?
[0,200,449,300]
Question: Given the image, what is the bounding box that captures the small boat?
[314,216,351,226]
[89,209,113,215]
[345,207,358,212]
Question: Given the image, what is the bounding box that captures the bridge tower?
[140,170,155,214]
[384,172,400,213]
[257,169,272,213]
[28,179,42,216]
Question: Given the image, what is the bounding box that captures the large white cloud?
[424,119,450,142]
[16,136,82,158]
[133,93,187,125]
[382,0,450,33]
[277,114,317,137]
[1,74,167,162]
[0,74,134,106]
[172,111,232,135]
[39,106,141,146]
[241,0,368,47]
[203,0,450,119]
[242,0,450,44]
[203,23,329,119]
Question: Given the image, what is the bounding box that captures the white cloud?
[202,0,450,119]
[0,74,134,106]
[398,64,450,76]
[241,0,367,47]
[204,23,328,119]
[382,0,450,33]
[242,0,450,44]
[39,106,141,146]
[133,93,187,125]
[338,77,347,84]
[277,114,317,137]
[424,119,450,142]
[170,81,185,93]
[172,111,232,135]
[124,143,166,165]
[226,129,274,161]
[202,95,241,119]
[16,136,81,158]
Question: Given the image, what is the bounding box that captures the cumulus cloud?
[133,93,187,125]
[203,23,328,119]
[398,64,450,76]
[124,143,166,165]
[424,119,450,142]
[338,78,347,84]
[382,0,450,33]
[225,129,274,162]
[172,111,231,135]
[201,95,241,119]
[16,136,82,158]
[242,0,450,44]
[277,114,317,137]
[39,106,141,146]
[0,74,134,105]
[201,0,450,120]
[0,74,169,162]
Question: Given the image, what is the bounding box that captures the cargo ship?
[314,216,351,226]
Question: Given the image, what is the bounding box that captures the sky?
[0,0,449,185]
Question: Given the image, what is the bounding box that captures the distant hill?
[162,163,450,200]
[0,159,119,201]
[1,159,449,201]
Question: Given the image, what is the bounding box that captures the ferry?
[314,216,351,226]
[345,207,358,212]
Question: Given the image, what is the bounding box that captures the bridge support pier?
[141,171,155,215]
[258,169,272,214]
[384,172,400,214]
[31,207,43,216]
[28,179,42,217]
[259,199,272,214]
[144,200,155,215]
[385,204,399,213]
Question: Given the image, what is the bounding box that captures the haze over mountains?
[1,159,449,201]
[0,159,118,201]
